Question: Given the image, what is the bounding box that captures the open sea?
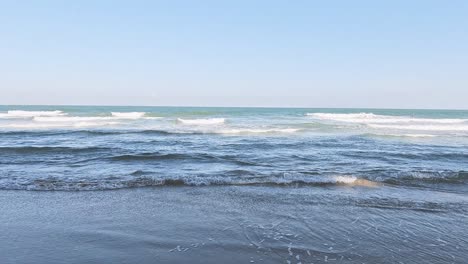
[1,105,467,263]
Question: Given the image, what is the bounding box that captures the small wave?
[3,170,467,191]
[109,153,213,161]
[367,124,468,132]
[216,128,300,134]
[307,112,468,133]
[0,174,380,191]
[0,110,66,118]
[177,118,225,125]
[0,121,119,129]
[366,133,437,138]
[33,116,114,122]
[306,112,467,124]
[111,112,146,119]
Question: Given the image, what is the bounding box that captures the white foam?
[334,175,357,184]
[307,112,467,124]
[33,116,114,122]
[0,121,119,129]
[307,112,468,133]
[0,110,66,118]
[111,112,146,119]
[74,121,120,127]
[177,118,225,125]
[368,124,468,132]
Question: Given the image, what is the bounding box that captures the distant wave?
[306,112,467,124]
[111,112,146,119]
[0,146,110,154]
[307,112,468,132]
[1,121,120,129]
[0,110,66,118]
[177,118,225,125]
[216,128,300,134]
[365,133,437,138]
[367,124,468,131]
[33,116,114,122]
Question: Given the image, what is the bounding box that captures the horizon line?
[0,104,467,111]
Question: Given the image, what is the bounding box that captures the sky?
[0,0,467,109]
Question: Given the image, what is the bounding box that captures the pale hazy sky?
[1,1,467,108]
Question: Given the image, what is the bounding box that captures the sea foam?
[177,118,226,125]
[111,112,146,119]
[0,110,66,118]
[307,112,468,132]
[307,112,467,124]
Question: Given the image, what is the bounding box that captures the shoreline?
[1,186,467,264]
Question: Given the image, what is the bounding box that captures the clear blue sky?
[1,0,467,108]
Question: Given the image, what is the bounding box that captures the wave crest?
[177,118,225,125]
[0,110,66,118]
[111,112,146,119]
[307,112,468,133]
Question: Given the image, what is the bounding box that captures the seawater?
[0,105,467,191]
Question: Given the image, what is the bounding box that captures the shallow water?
[1,187,467,264]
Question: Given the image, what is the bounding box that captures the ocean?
[1,105,467,263]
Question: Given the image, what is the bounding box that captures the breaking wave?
[306,113,467,124]
[111,112,146,119]
[307,112,468,133]
[0,174,379,191]
[1,170,466,191]
[177,118,225,125]
[215,128,300,134]
[0,110,66,118]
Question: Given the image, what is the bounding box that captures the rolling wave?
[177,118,225,125]
[367,124,468,131]
[0,110,66,118]
[1,170,466,191]
[306,113,467,124]
[0,174,378,191]
[111,112,146,118]
[307,112,468,133]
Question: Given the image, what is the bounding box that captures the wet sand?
[1,186,467,264]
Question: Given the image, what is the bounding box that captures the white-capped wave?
[368,124,468,132]
[0,110,66,118]
[111,112,146,119]
[177,118,225,125]
[307,112,468,133]
[307,112,467,124]
[1,121,120,129]
[33,116,114,122]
